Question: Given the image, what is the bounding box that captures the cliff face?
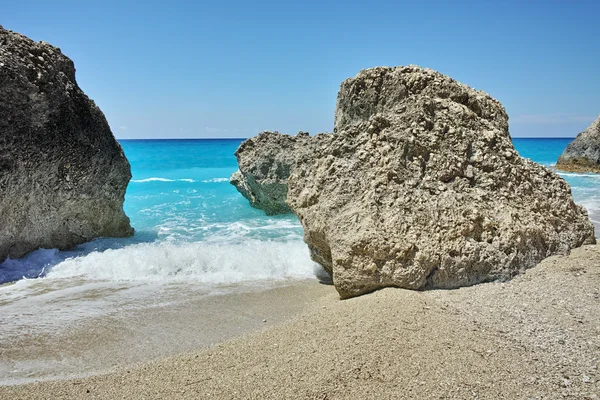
[0,26,133,262]
[234,65,595,299]
[556,115,600,173]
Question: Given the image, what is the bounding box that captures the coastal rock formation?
[287,66,595,298]
[0,26,133,262]
[556,114,600,172]
[230,131,314,215]
[234,66,595,298]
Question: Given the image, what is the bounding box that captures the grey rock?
[230,131,314,215]
[234,65,596,298]
[0,26,133,262]
[556,115,600,173]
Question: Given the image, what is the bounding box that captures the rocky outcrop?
[556,115,600,173]
[230,131,315,215]
[0,26,133,262]
[234,65,596,299]
[290,66,595,298]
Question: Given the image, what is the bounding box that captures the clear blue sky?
[2,0,599,138]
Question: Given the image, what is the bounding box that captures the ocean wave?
[0,238,321,344]
[576,197,600,212]
[131,177,175,183]
[151,218,304,243]
[131,178,199,183]
[131,177,230,183]
[1,240,316,285]
[557,172,600,178]
[202,177,230,183]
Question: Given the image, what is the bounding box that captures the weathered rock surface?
[230,131,314,215]
[556,114,600,172]
[235,65,596,298]
[0,26,133,262]
[289,66,595,298]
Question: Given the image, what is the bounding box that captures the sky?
[2,0,599,139]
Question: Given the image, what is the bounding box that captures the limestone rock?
[283,66,594,298]
[230,131,314,215]
[0,26,133,262]
[556,115,600,173]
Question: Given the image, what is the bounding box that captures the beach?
[2,244,599,399]
[0,280,332,385]
[2,5,600,399]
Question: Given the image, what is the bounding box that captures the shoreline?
[1,245,599,398]
[0,279,333,386]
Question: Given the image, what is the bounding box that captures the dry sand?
[2,245,600,399]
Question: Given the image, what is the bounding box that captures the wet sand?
[2,245,600,399]
[0,280,332,385]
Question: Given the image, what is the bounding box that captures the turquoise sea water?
[0,139,311,286]
[123,139,301,243]
[0,137,599,347]
[514,138,600,225]
[2,137,600,285]
[0,139,315,350]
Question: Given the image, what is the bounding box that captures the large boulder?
[556,114,600,173]
[287,66,595,298]
[230,131,315,215]
[0,26,133,262]
[235,65,595,298]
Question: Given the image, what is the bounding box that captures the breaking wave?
[1,239,316,285]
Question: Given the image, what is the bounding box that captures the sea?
[0,137,599,383]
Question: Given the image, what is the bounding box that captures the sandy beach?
[0,280,332,385]
[2,1,600,399]
[1,245,598,399]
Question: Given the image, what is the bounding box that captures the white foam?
[37,240,315,283]
[131,177,174,183]
[131,178,199,183]
[0,239,319,339]
[557,172,600,178]
[202,178,230,183]
[576,197,600,217]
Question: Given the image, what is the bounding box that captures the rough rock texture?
[0,26,133,262]
[235,65,595,299]
[230,131,314,215]
[556,114,600,172]
[286,66,596,298]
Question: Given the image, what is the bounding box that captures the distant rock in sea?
[0,26,133,262]
[230,131,315,215]
[233,65,596,298]
[556,114,600,173]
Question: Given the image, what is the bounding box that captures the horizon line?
[116,136,578,141]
